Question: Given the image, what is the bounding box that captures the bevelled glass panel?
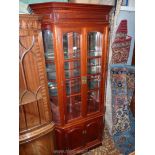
[63,32,80,59]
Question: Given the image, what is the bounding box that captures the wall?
[19,0,68,13]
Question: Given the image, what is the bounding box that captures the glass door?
[63,32,82,122]
[87,31,103,114]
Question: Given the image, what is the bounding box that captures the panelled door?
[65,124,85,152]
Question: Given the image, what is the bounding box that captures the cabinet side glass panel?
[63,32,81,121]
[87,32,102,114]
[42,30,60,124]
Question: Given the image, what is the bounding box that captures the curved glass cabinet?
[42,30,60,124]
[29,2,112,155]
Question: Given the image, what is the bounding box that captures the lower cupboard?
[54,116,103,155]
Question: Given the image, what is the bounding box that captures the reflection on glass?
[66,79,81,95]
[46,63,56,80]
[87,91,100,113]
[42,30,60,123]
[88,76,100,89]
[63,32,81,121]
[87,32,102,114]
[64,61,80,70]
[42,30,55,60]
[87,32,102,76]
[63,32,80,59]
[63,32,81,79]
[88,58,101,74]
[65,70,80,79]
[66,95,81,121]
[88,32,102,57]
[48,82,57,97]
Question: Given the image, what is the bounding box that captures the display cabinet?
[29,2,112,154]
[19,15,54,155]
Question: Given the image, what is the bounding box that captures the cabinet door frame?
[85,24,109,116]
[55,25,85,124]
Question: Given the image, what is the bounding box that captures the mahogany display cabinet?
[19,15,54,155]
[29,2,112,154]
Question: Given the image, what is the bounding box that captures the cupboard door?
[85,118,103,146]
[65,125,85,151]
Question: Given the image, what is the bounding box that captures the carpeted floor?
[82,125,121,155]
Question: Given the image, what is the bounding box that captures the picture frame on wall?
[121,0,128,6]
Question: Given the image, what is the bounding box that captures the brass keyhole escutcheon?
[82,76,87,84]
